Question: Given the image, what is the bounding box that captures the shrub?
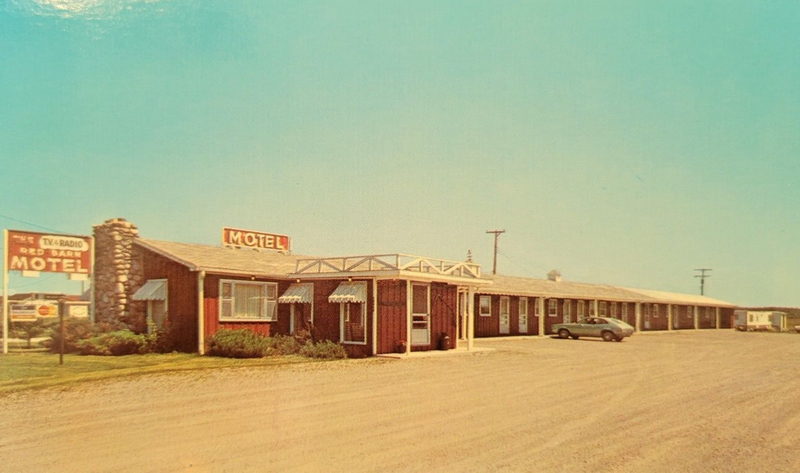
[299,340,348,359]
[144,322,178,354]
[207,329,270,358]
[11,318,56,349]
[76,330,149,356]
[263,334,301,356]
[44,318,99,354]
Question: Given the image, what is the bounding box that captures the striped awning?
[132,279,167,301]
[328,281,367,303]
[278,283,313,304]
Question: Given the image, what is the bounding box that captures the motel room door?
[411,284,431,346]
[499,296,510,334]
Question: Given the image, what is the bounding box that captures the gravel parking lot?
[1,331,798,473]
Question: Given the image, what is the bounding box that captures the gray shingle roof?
[481,274,736,307]
[136,239,308,278]
[134,238,737,307]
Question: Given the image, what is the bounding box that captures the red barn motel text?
[7,230,92,274]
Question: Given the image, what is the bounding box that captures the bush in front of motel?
[44,318,101,354]
[299,340,347,359]
[76,330,150,356]
[207,329,347,359]
[207,329,272,358]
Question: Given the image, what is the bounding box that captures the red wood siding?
[426,283,457,350]
[544,298,564,335]
[721,308,734,328]
[202,275,293,343]
[310,279,373,358]
[137,246,197,352]
[475,294,499,337]
[377,280,406,354]
[699,307,715,329]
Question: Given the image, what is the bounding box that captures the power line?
[0,212,67,234]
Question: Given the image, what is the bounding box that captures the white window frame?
[610,302,617,317]
[479,295,492,317]
[577,300,585,318]
[219,279,278,322]
[340,300,368,345]
[599,301,607,317]
[563,299,571,323]
[653,304,659,318]
[548,299,557,317]
[518,297,528,333]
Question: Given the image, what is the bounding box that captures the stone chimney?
[93,218,145,329]
[547,269,562,282]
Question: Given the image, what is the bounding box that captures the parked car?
[552,317,635,342]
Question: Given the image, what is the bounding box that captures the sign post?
[3,229,8,355]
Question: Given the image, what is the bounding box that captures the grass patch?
[0,352,315,394]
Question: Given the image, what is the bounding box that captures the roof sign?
[222,227,290,252]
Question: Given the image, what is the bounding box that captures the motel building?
[92,219,736,357]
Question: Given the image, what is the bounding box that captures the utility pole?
[486,229,506,275]
[694,268,712,295]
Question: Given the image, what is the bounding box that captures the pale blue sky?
[1,1,798,306]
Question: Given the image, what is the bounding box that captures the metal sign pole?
[59,307,65,365]
[3,229,8,355]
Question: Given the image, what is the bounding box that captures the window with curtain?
[219,280,277,321]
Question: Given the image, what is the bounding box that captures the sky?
[1,0,798,307]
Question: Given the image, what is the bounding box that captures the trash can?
[438,333,450,351]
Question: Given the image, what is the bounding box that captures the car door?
[573,318,591,336]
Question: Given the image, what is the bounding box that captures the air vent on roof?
[547,270,562,282]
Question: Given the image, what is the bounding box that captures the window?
[548,299,557,317]
[341,302,367,344]
[578,300,585,318]
[705,307,712,320]
[219,279,277,321]
[589,301,596,316]
[610,302,617,317]
[599,301,607,317]
[653,304,659,318]
[479,295,492,317]
[519,297,528,332]
[563,300,571,323]
[621,303,628,319]
[412,284,429,314]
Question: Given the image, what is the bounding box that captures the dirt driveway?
[1,331,798,473]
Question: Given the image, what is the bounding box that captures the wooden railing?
[294,254,482,279]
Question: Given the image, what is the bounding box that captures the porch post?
[372,278,378,355]
[593,299,599,317]
[467,287,475,351]
[667,304,673,331]
[715,307,721,329]
[405,280,412,354]
[694,306,700,330]
[635,302,642,332]
[538,297,545,337]
[197,270,206,355]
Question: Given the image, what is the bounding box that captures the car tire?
[602,331,616,342]
[558,329,570,339]
[570,335,579,340]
